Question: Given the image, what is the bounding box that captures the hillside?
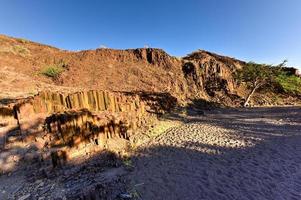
[0,34,250,105]
[1,34,301,199]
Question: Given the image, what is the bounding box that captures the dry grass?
[0,44,30,57]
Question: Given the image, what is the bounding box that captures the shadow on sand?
[125,106,301,200]
[1,95,301,199]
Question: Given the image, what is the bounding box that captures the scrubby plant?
[17,38,29,44]
[122,157,134,171]
[12,45,30,56]
[276,72,301,95]
[40,59,68,78]
[40,64,65,78]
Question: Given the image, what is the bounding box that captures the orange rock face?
[0,90,150,168]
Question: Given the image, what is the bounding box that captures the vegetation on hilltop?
[276,72,301,95]
[235,60,300,107]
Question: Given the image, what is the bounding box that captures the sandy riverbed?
[1,107,300,200]
[128,107,301,200]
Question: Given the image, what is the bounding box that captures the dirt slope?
[0,34,246,106]
[1,34,300,107]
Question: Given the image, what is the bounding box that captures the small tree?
[235,61,286,107]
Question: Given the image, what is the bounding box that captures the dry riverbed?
[127,107,301,200]
[1,107,300,200]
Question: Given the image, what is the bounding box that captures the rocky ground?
[127,106,301,200]
[1,106,300,200]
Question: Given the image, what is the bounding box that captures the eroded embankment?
[0,90,162,172]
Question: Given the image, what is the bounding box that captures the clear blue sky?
[0,0,300,69]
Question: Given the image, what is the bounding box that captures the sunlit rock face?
[0,90,150,170]
[0,34,246,106]
[17,90,145,114]
[182,50,244,98]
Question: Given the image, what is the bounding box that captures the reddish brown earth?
[0,34,246,105]
[0,34,301,199]
[1,34,300,106]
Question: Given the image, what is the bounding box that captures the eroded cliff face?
[0,90,152,171]
[180,50,245,104]
[0,34,245,105]
[62,48,244,104]
[183,51,245,96]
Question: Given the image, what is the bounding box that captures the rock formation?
[0,90,150,171]
[0,34,300,173]
[0,34,245,105]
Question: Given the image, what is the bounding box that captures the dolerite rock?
[0,90,150,169]
[182,50,245,97]
[132,48,179,69]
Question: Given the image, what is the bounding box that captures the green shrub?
[40,64,64,78]
[40,60,68,78]
[12,45,30,56]
[276,73,301,94]
[17,38,29,44]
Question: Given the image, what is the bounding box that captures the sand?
[128,107,301,200]
[1,107,300,199]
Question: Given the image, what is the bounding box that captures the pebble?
[18,193,31,200]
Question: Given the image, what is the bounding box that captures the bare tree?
[235,61,286,107]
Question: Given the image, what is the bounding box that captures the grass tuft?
[11,45,30,56]
[40,60,68,78]
[40,64,65,78]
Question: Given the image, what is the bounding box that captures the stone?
[119,193,132,199]
[18,194,31,200]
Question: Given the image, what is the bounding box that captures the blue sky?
[0,0,300,69]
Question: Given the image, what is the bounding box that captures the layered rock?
[0,90,149,170]
[182,50,245,98]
